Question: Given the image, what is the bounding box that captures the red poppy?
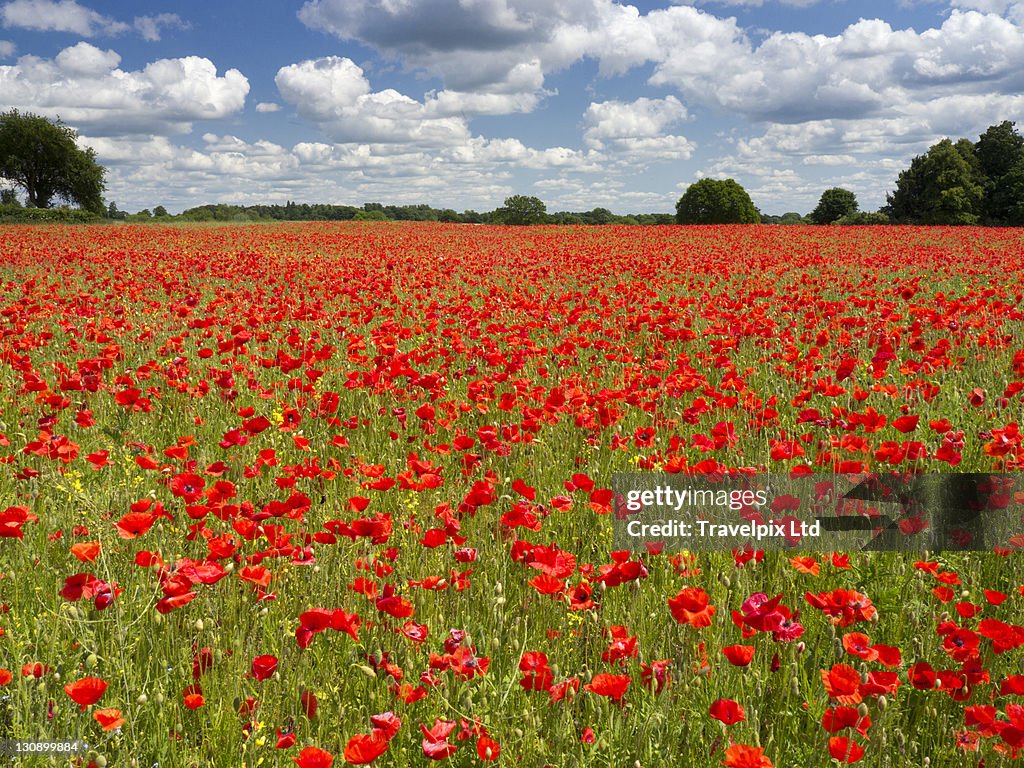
[722,743,773,768]
[828,736,866,763]
[420,719,458,760]
[64,677,108,710]
[723,645,755,666]
[476,735,500,761]
[249,654,278,680]
[584,673,630,702]
[294,746,334,768]
[343,732,389,765]
[182,684,204,710]
[668,587,716,628]
[93,708,125,731]
[821,664,862,705]
[709,698,746,725]
[301,689,318,719]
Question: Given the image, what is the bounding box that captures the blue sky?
[2,0,1023,214]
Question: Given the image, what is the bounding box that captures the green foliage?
[494,194,548,225]
[675,178,760,224]
[975,121,1024,224]
[353,209,388,221]
[833,211,891,225]
[153,205,169,217]
[886,138,983,224]
[810,187,858,224]
[0,110,106,213]
[1,188,20,207]
[0,204,102,223]
[987,156,1024,226]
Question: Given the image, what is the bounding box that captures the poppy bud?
[857,703,869,718]
[878,695,887,712]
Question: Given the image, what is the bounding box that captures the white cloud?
[583,96,688,144]
[582,95,695,161]
[275,56,471,145]
[0,43,249,135]
[255,102,281,113]
[80,131,594,212]
[0,39,13,57]
[1,0,187,41]
[133,13,188,42]
[1,0,128,36]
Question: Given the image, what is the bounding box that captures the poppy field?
[1,221,1023,768]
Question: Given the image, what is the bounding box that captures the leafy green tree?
[1,188,20,207]
[675,178,760,224]
[886,138,983,225]
[987,156,1024,226]
[494,195,547,225]
[0,110,106,213]
[975,121,1024,224]
[153,205,169,217]
[810,187,858,224]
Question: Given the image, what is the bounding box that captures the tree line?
[3,108,1024,226]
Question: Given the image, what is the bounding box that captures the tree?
[1,188,20,207]
[153,205,169,217]
[975,121,1024,224]
[675,178,760,224]
[987,156,1024,226]
[885,138,983,225]
[494,195,547,225]
[0,110,106,213]
[810,187,858,224]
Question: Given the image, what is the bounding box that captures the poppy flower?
[70,541,101,562]
[584,673,630,702]
[709,698,746,725]
[343,732,389,765]
[182,684,205,710]
[668,587,716,628]
[295,746,334,768]
[821,664,862,704]
[301,689,318,719]
[420,719,458,760]
[722,743,773,768]
[93,708,125,731]
[64,677,108,710]
[276,729,297,749]
[828,736,866,763]
[723,645,755,667]
[249,654,278,680]
[476,735,500,761]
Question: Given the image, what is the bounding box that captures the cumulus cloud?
[0,39,13,57]
[1,0,187,41]
[275,56,471,144]
[582,95,695,161]
[255,102,281,113]
[133,13,188,42]
[80,131,597,213]
[0,42,249,134]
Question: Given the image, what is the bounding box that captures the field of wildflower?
[0,222,1022,768]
